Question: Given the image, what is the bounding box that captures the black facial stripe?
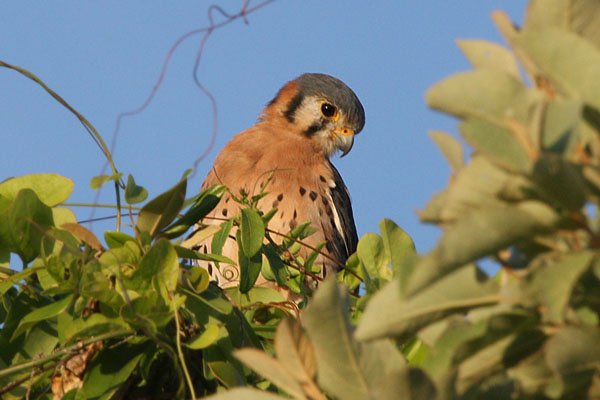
[284,92,304,123]
[304,119,326,136]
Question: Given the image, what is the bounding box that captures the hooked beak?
[333,128,355,157]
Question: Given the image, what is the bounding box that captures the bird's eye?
[321,103,337,118]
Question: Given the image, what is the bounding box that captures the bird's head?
[262,73,365,158]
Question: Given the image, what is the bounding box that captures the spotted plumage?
[184,73,365,294]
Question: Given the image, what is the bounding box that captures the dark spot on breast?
[277,193,284,201]
[222,208,228,217]
[329,217,336,227]
[318,207,323,216]
[280,211,285,218]
[299,187,306,196]
[224,196,230,203]
[271,177,277,184]
[293,209,298,219]
[321,195,328,205]
[320,175,327,183]
[325,205,333,216]
[272,200,279,208]
[208,263,213,275]
[309,191,318,201]
[322,267,327,278]
[289,220,298,229]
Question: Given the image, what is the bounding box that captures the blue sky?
[1,1,527,264]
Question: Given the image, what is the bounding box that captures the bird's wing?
[325,161,358,264]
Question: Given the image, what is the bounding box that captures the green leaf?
[355,264,497,341]
[11,294,72,340]
[103,231,136,249]
[0,249,9,268]
[0,188,55,263]
[274,319,317,386]
[459,119,533,172]
[235,348,305,399]
[524,0,600,49]
[262,244,288,286]
[185,323,220,349]
[517,29,600,110]
[98,240,142,270]
[63,313,130,343]
[126,239,178,299]
[422,155,528,223]
[408,201,560,295]
[10,321,60,369]
[237,229,262,293]
[162,184,226,238]
[428,130,464,172]
[0,173,74,206]
[421,317,486,378]
[136,178,186,238]
[183,266,210,294]
[402,337,429,366]
[0,266,40,295]
[542,99,582,154]
[90,173,123,190]
[357,233,392,286]
[379,219,416,291]
[545,326,600,389]
[212,219,234,255]
[531,155,587,211]
[240,208,265,258]
[529,251,594,323]
[457,39,522,80]
[52,207,77,227]
[174,245,236,266]
[81,343,146,400]
[206,359,245,388]
[123,174,148,204]
[418,189,448,224]
[225,286,285,308]
[457,330,546,394]
[179,225,221,248]
[184,285,233,315]
[303,279,407,400]
[426,69,541,125]
[374,366,437,400]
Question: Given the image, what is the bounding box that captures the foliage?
[2,0,600,398]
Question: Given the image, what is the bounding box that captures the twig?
[0,330,133,383]
[172,296,196,400]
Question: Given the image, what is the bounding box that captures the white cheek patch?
[294,97,323,127]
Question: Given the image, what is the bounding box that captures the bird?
[184,73,365,296]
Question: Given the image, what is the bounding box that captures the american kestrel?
[185,73,365,294]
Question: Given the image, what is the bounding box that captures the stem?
[172,296,196,400]
[62,202,142,211]
[115,181,122,232]
[0,60,120,178]
[0,330,133,381]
